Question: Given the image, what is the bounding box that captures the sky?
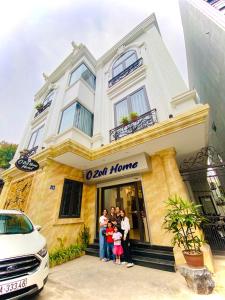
[0,0,187,144]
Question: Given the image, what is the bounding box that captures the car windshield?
[0,214,33,234]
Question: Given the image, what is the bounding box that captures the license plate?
[0,278,27,295]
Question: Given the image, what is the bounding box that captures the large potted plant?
[163,195,207,267]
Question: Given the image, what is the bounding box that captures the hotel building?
[0,14,214,271]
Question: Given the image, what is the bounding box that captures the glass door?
[99,181,150,242]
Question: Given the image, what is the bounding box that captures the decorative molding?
[1,104,209,180]
[107,64,147,99]
[170,89,197,108]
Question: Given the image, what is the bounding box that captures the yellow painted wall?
[0,160,96,251]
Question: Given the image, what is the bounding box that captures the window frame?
[112,50,138,77]
[58,101,94,137]
[114,86,150,127]
[59,179,83,218]
[42,89,55,106]
[68,62,96,90]
[27,125,45,150]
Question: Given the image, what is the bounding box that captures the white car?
[0,209,49,299]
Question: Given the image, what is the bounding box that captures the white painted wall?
[13,14,198,164]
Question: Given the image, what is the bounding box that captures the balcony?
[34,101,52,118]
[109,109,158,142]
[108,58,143,88]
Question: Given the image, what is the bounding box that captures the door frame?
[97,180,149,242]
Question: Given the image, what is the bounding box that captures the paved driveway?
[31,255,225,300]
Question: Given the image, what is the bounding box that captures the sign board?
[15,157,39,172]
[84,153,150,182]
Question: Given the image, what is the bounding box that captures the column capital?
[155,147,176,158]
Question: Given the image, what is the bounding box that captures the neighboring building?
[179,0,225,160]
[0,14,213,270]
[204,0,225,14]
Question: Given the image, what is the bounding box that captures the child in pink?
[112,226,123,264]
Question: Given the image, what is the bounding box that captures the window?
[27,125,44,150]
[42,89,55,106]
[69,63,96,90]
[112,50,137,77]
[59,179,83,218]
[59,102,93,136]
[114,87,150,126]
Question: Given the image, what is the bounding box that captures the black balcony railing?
[108,57,143,88]
[34,101,52,118]
[20,146,38,158]
[109,109,158,142]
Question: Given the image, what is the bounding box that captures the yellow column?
[156,148,214,272]
[142,154,172,246]
[157,147,189,199]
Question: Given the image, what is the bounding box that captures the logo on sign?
[86,161,138,181]
[15,157,39,172]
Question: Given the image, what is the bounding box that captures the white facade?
[179,0,225,159]
[13,14,198,165]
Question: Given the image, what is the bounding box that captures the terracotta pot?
[183,250,204,267]
[131,116,138,122]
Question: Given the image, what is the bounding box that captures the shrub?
[49,243,84,268]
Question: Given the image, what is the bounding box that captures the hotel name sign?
[84,153,150,182]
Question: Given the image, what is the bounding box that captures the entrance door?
[99,181,150,242]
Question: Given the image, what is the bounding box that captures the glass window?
[115,87,149,126]
[59,102,93,137]
[59,103,76,133]
[42,89,55,106]
[59,179,83,218]
[69,63,96,90]
[112,50,137,77]
[28,125,44,150]
[0,213,33,234]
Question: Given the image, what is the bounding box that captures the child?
[112,226,123,264]
[105,221,114,261]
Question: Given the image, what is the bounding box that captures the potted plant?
[120,116,129,126]
[163,195,207,267]
[35,102,44,111]
[129,112,138,122]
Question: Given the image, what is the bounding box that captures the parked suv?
[0,209,49,299]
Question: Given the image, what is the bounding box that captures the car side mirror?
[35,225,42,231]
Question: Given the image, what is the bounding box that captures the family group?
[99,207,134,268]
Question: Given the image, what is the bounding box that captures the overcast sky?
[0,0,187,144]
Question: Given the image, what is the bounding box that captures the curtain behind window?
[115,99,129,126]
[130,89,148,116]
[75,103,93,136]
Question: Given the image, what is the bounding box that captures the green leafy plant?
[129,112,138,122]
[49,243,84,268]
[120,116,129,126]
[163,195,207,254]
[79,224,90,250]
[0,141,17,169]
[35,102,44,110]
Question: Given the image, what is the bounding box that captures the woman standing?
[120,209,134,268]
[99,209,108,261]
